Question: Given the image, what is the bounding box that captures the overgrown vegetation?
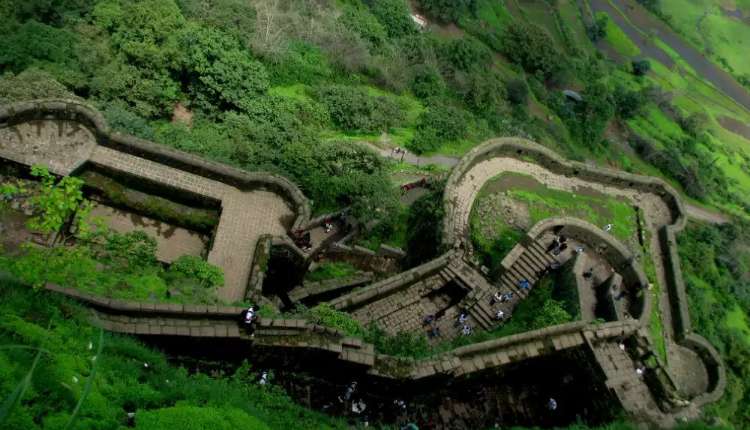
[0,277,346,429]
[678,222,750,427]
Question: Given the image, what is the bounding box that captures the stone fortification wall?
[441,137,725,410]
[442,137,686,246]
[328,251,456,311]
[526,217,650,321]
[0,99,311,231]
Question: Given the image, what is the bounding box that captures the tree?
[505,78,529,106]
[502,22,561,78]
[180,24,269,113]
[632,59,651,76]
[418,0,476,23]
[439,36,491,71]
[409,104,470,153]
[27,165,90,235]
[612,85,643,119]
[365,0,417,38]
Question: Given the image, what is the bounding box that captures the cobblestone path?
[90,147,294,302]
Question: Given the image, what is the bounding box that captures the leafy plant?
[168,255,224,288]
[27,165,89,235]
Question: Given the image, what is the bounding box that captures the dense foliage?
[678,222,750,427]
[0,277,345,429]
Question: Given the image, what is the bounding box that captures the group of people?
[422,314,441,338]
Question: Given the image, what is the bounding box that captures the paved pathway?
[91,146,294,302]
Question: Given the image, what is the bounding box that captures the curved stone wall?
[0,99,311,231]
[442,137,686,246]
[526,217,651,321]
[441,137,725,410]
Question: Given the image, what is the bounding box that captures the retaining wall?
[441,137,725,410]
[0,99,311,231]
[527,217,650,321]
[442,137,686,246]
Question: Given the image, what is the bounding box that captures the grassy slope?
[661,0,750,77]
[0,276,345,429]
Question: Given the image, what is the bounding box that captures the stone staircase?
[464,239,557,330]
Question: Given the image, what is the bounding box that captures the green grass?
[725,303,750,343]
[355,203,409,251]
[661,0,750,77]
[0,278,346,429]
[597,11,641,57]
[469,172,640,277]
[305,262,359,283]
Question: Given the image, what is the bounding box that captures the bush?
[632,59,651,76]
[168,255,224,288]
[365,0,417,38]
[135,405,270,430]
[339,4,388,49]
[410,63,446,99]
[103,230,159,272]
[409,104,470,153]
[180,24,270,113]
[505,78,529,106]
[438,36,491,71]
[312,85,404,133]
[0,68,76,104]
[502,22,561,78]
[418,0,476,23]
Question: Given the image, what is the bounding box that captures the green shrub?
[135,405,270,430]
[27,165,89,235]
[364,324,431,358]
[409,104,470,153]
[180,24,269,113]
[418,0,476,23]
[502,22,561,78]
[168,255,224,288]
[410,63,446,99]
[305,262,359,282]
[365,0,417,38]
[302,304,365,337]
[103,231,158,272]
[312,85,404,133]
[0,68,77,104]
[438,36,491,71]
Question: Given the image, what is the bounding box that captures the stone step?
[528,240,556,265]
[516,253,542,279]
[468,301,493,330]
[501,274,523,297]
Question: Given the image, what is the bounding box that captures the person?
[428,324,441,338]
[490,291,503,305]
[495,310,505,321]
[456,311,468,327]
[583,268,593,279]
[575,246,584,254]
[636,365,646,376]
[393,399,407,413]
[240,305,259,337]
[618,342,626,351]
[259,370,269,386]
[547,398,558,411]
[339,381,357,403]
[352,399,367,414]
[519,279,531,291]
[324,221,333,233]
[502,292,513,302]
[462,324,472,336]
[422,314,435,326]
[604,223,613,232]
